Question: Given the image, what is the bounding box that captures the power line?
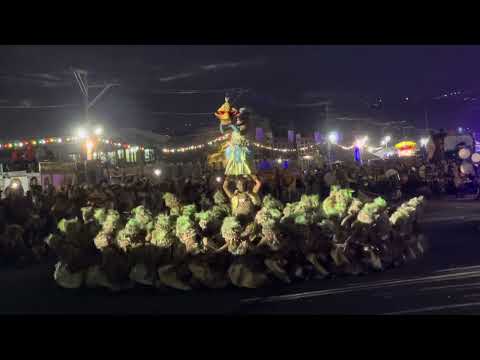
[0,104,79,109]
[151,111,212,116]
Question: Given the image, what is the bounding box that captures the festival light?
[354,136,369,148]
[420,137,429,147]
[395,141,417,157]
[381,135,391,146]
[328,131,339,144]
[77,128,87,139]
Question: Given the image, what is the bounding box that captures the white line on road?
[419,282,480,292]
[242,269,480,305]
[384,302,480,315]
[434,265,480,274]
[421,215,480,223]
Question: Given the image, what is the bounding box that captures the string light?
[0,132,381,157]
[0,135,143,151]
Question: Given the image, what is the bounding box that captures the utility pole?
[72,68,119,165]
[424,106,429,132]
[72,68,118,127]
[73,69,89,125]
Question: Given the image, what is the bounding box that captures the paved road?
[3,199,480,314]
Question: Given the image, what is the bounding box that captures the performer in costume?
[214,97,239,126]
[215,98,255,177]
[224,111,254,176]
[214,97,262,208]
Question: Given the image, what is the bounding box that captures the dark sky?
[1,45,480,140]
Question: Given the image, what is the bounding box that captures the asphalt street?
[2,199,480,314]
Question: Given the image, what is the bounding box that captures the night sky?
[1,45,480,140]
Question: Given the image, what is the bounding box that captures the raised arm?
[223,179,234,199]
[251,174,262,194]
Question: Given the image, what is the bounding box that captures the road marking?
[419,282,480,292]
[384,302,480,315]
[242,269,480,305]
[434,265,480,274]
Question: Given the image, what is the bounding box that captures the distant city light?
[94,127,103,136]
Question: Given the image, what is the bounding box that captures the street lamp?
[76,124,104,160]
[381,135,391,149]
[327,131,339,167]
[355,135,369,148]
[419,137,429,161]
[327,131,339,144]
[77,127,87,139]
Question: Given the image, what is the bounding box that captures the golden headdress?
[214,98,239,126]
